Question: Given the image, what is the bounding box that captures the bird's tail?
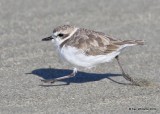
[113,39,144,51]
[122,40,144,45]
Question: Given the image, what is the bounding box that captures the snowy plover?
[41,25,144,86]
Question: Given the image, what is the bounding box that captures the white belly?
[60,46,120,68]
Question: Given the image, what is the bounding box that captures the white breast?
[60,46,120,68]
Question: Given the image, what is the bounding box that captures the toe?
[41,79,55,83]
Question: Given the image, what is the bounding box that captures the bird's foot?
[41,79,56,83]
[122,73,140,86]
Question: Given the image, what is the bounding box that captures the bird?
[41,25,144,86]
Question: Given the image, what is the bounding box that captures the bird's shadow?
[27,68,131,86]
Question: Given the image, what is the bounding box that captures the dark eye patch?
[58,33,69,39]
[58,33,64,37]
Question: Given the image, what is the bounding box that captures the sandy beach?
[0,0,160,113]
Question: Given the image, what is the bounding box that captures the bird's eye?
[58,33,64,37]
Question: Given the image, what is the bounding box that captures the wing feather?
[65,29,120,56]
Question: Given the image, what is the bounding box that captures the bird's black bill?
[42,36,53,41]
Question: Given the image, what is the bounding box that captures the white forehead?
[53,32,59,36]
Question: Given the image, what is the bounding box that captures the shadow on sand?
[27,68,132,86]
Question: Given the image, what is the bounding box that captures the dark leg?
[115,56,140,86]
[41,68,77,83]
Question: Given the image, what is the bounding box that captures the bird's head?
[42,25,78,45]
